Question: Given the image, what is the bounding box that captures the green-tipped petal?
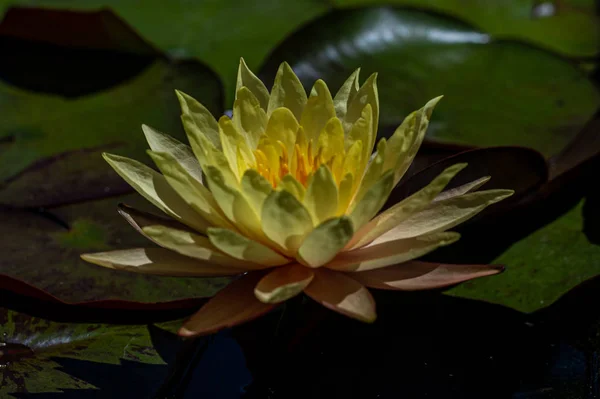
[297,217,354,268]
[333,68,360,124]
[233,86,267,149]
[345,73,379,138]
[81,248,244,276]
[207,227,289,267]
[433,176,490,203]
[300,79,336,142]
[385,96,443,185]
[147,150,235,230]
[103,153,209,232]
[237,57,270,110]
[142,124,204,183]
[267,61,307,120]
[254,264,314,303]
[303,165,338,225]
[374,189,514,243]
[261,189,313,256]
[241,169,273,215]
[176,89,221,150]
[350,163,468,249]
[326,232,460,272]
[350,170,394,231]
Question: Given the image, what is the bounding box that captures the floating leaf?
[260,8,600,157]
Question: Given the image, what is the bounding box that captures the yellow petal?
[207,227,290,267]
[316,117,345,163]
[349,163,467,249]
[176,89,221,150]
[254,264,314,303]
[264,107,299,160]
[233,86,267,149]
[345,73,379,140]
[303,165,338,225]
[142,124,204,184]
[374,189,514,242]
[147,150,235,230]
[267,61,307,120]
[219,115,255,181]
[277,174,306,202]
[203,166,264,240]
[102,153,209,232]
[326,232,460,272]
[433,176,490,203]
[345,104,373,171]
[261,189,313,256]
[300,79,336,142]
[297,217,354,268]
[349,170,394,231]
[303,268,376,323]
[237,57,270,111]
[179,272,275,337]
[337,173,354,215]
[351,261,504,291]
[385,96,443,185]
[241,169,273,215]
[81,248,243,276]
[333,68,360,126]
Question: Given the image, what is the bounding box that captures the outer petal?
[254,264,314,304]
[373,189,514,242]
[176,90,221,150]
[300,79,336,142]
[384,96,442,185]
[207,227,289,267]
[179,272,276,337]
[351,135,384,208]
[346,103,374,180]
[237,57,270,111]
[432,176,490,203]
[303,165,338,225]
[142,124,204,184]
[333,68,360,125]
[147,150,235,230]
[241,169,273,215]
[102,153,209,232]
[267,61,307,120]
[81,248,244,276]
[219,115,255,179]
[326,232,460,272]
[351,261,504,290]
[233,86,267,149]
[261,190,314,256]
[348,163,467,249]
[303,268,376,323]
[297,217,354,268]
[278,174,306,202]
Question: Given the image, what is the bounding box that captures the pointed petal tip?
[177,326,198,338]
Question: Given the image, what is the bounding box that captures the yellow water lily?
[82,59,513,337]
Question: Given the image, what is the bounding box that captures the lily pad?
[447,199,600,313]
[333,0,600,58]
[259,7,600,157]
[0,307,181,396]
[0,194,230,305]
[0,58,223,208]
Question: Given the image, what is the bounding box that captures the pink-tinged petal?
[81,248,246,276]
[303,268,376,323]
[254,264,314,304]
[351,261,504,291]
[179,272,276,337]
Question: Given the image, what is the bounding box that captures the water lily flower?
[81,59,513,337]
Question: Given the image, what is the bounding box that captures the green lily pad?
[0,194,230,304]
[447,199,600,313]
[259,8,600,157]
[0,307,180,396]
[333,0,600,58]
[0,59,223,208]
